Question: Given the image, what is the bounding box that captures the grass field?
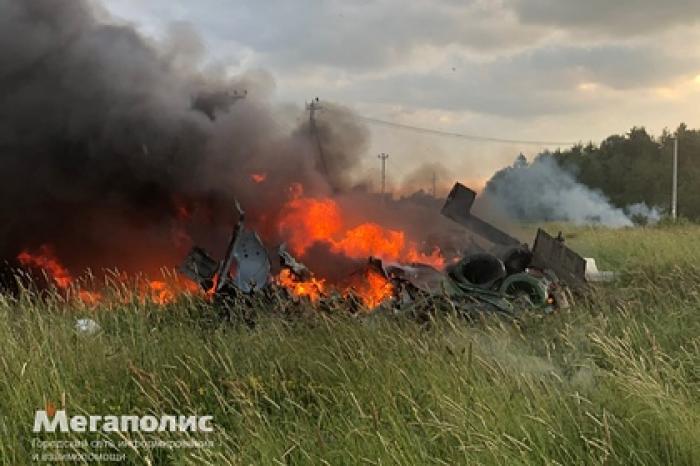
[1,224,699,465]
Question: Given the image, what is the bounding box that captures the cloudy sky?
[102,0,700,192]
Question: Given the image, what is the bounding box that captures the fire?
[277,269,325,302]
[334,223,404,259]
[250,173,267,183]
[404,246,444,268]
[17,245,73,289]
[77,290,102,305]
[17,244,199,305]
[278,197,342,253]
[348,268,394,309]
[140,279,199,305]
[14,183,443,312]
[278,196,444,268]
[276,191,443,307]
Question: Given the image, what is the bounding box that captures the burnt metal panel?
[180,247,218,289]
[441,182,521,247]
[530,229,586,290]
[232,228,271,292]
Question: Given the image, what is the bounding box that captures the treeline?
[543,124,700,219]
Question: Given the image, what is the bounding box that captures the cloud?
[97,0,700,178]
[105,0,546,70]
[509,0,700,37]
[307,43,698,118]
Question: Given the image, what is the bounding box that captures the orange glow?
[251,173,267,183]
[275,191,444,307]
[17,245,73,289]
[277,196,445,269]
[278,197,343,254]
[77,290,102,305]
[175,204,191,221]
[146,280,172,304]
[137,278,201,305]
[404,246,444,268]
[288,182,304,199]
[277,269,325,302]
[333,223,404,259]
[17,244,200,305]
[348,268,394,309]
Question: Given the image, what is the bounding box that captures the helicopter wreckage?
[180,183,605,320]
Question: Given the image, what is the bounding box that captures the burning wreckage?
[180,183,589,319]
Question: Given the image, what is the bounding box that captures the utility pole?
[306,97,331,182]
[432,170,437,197]
[672,136,678,220]
[378,153,389,196]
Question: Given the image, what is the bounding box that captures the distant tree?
[544,125,699,217]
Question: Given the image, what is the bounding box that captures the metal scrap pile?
[180,183,590,319]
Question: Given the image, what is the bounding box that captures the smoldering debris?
[181,183,597,322]
[1,0,615,317]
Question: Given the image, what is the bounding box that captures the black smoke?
[0,0,373,275]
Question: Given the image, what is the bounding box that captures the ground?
[1,224,699,465]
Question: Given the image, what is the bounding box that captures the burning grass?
[1,224,699,464]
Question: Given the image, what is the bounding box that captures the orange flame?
[17,244,199,305]
[348,268,394,309]
[137,278,201,305]
[278,196,444,268]
[17,245,73,289]
[333,223,404,259]
[276,192,442,307]
[250,173,267,183]
[277,269,325,302]
[278,197,343,254]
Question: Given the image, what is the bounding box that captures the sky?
[101,0,700,194]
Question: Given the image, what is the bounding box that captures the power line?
[325,107,578,146]
[359,115,578,146]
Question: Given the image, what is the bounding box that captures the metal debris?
[180,246,218,290]
[278,243,313,281]
[181,184,604,318]
[584,258,615,282]
[180,200,271,295]
[530,228,587,290]
[231,228,270,293]
[441,183,521,247]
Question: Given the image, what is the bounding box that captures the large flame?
[278,195,444,268]
[275,189,444,307]
[15,181,444,311]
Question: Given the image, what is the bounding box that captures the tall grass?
[1,224,699,465]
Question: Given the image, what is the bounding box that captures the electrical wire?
[325,107,578,146]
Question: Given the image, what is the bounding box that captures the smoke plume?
[0,0,458,280]
[483,154,659,227]
[0,0,376,275]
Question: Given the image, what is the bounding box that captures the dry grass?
[0,223,699,465]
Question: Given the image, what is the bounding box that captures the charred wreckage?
[180,183,593,320]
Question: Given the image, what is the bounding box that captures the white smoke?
[625,202,662,225]
[484,155,659,227]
